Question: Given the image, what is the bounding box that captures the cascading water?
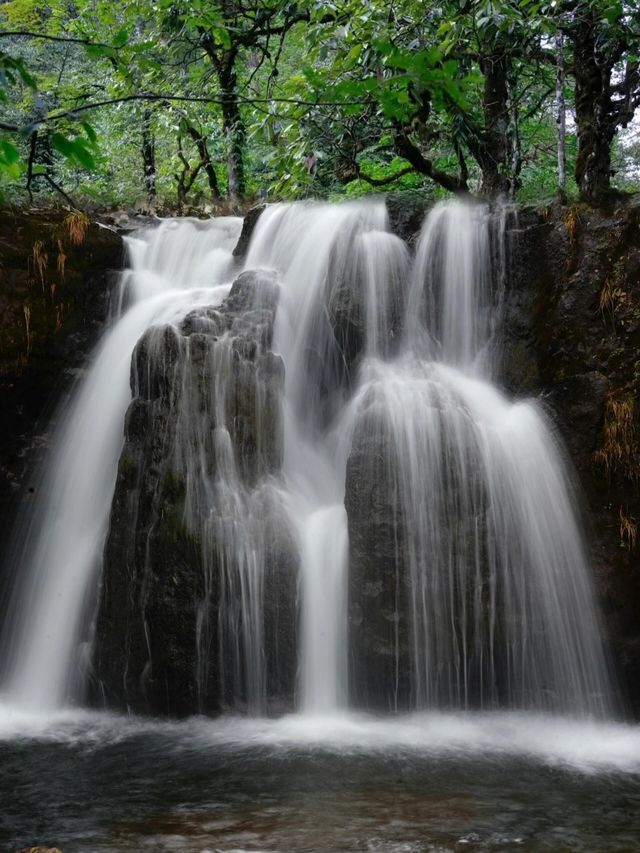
[243,201,397,712]
[0,217,242,709]
[245,199,612,717]
[0,199,614,721]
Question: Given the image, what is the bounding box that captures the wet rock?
[93,268,297,716]
[232,204,266,259]
[328,231,407,373]
[345,393,490,712]
[345,410,412,710]
[385,195,430,245]
[0,209,122,600]
[496,204,567,394]
[15,848,63,853]
[542,372,609,469]
[327,266,367,371]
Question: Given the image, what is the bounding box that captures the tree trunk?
[184,123,221,200]
[141,109,157,204]
[220,66,246,202]
[175,134,201,209]
[571,6,616,201]
[556,32,567,195]
[508,73,522,200]
[479,51,511,197]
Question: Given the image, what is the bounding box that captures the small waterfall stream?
[0,200,614,719]
[0,217,242,708]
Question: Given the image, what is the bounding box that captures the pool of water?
[1,708,639,852]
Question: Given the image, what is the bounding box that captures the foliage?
[0,0,639,207]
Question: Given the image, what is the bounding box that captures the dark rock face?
[386,195,430,245]
[344,196,640,716]
[93,269,298,716]
[232,204,266,259]
[498,198,640,713]
[345,410,411,711]
[327,227,408,384]
[541,372,609,469]
[345,389,492,713]
[0,210,122,595]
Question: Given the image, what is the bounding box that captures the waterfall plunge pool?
[1,707,639,852]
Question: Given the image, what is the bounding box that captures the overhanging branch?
[2,92,367,133]
[0,31,119,49]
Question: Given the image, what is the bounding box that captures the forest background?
[1,0,640,211]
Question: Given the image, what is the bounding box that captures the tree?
[0,0,639,206]
[279,0,559,199]
[560,0,640,201]
[156,0,312,201]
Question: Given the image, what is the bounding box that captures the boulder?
[232,204,266,259]
[93,268,298,716]
[15,848,63,853]
[345,409,412,710]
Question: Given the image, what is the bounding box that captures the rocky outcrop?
[345,409,411,710]
[232,203,266,259]
[0,209,122,591]
[500,197,640,713]
[93,269,298,716]
[352,195,640,714]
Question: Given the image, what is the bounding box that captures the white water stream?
[0,200,615,721]
[1,218,242,708]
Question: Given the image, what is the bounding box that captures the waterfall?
[0,200,615,719]
[0,218,242,709]
[344,202,610,715]
[243,202,391,711]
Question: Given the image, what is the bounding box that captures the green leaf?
[81,121,98,144]
[84,43,111,59]
[51,133,96,169]
[0,140,21,178]
[212,26,232,49]
[113,29,129,48]
[0,140,20,164]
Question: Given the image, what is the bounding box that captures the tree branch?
[4,92,366,132]
[355,164,414,186]
[0,31,118,49]
[44,174,82,209]
[394,129,469,194]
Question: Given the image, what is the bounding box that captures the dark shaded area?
[0,209,122,597]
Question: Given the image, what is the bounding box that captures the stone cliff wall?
[0,209,122,585]
[501,198,640,713]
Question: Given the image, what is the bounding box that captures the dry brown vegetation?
[64,211,90,247]
[619,506,638,551]
[594,392,640,482]
[32,240,48,288]
[56,239,67,279]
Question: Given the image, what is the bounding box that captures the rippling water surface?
[1,708,639,852]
